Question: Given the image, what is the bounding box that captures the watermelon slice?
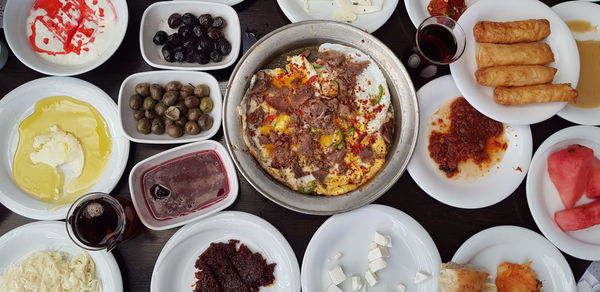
[586,158,600,198]
[555,199,600,231]
[547,144,595,209]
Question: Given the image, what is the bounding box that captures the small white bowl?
[118,70,222,144]
[3,0,128,76]
[140,1,240,70]
[129,140,239,230]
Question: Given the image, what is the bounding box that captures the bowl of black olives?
[140,1,240,70]
[118,71,221,143]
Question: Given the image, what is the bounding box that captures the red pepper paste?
[427,0,467,21]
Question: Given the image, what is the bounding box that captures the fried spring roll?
[473,19,551,43]
[475,65,557,87]
[476,43,554,68]
[494,84,577,105]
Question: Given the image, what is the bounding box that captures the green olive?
[165,106,180,121]
[180,85,195,98]
[135,83,151,97]
[155,102,168,116]
[197,114,213,131]
[150,84,164,100]
[133,109,145,121]
[151,118,165,135]
[164,117,174,127]
[184,121,201,135]
[187,108,202,121]
[143,96,156,110]
[199,97,213,112]
[165,81,182,92]
[194,84,210,97]
[184,96,200,108]
[144,109,156,120]
[162,91,179,106]
[175,101,188,116]
[136,118,151,134]
[166,124,183,138]
[129,94,143,110]
[175,116,188,127]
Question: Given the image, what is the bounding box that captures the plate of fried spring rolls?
[449,0,580,125]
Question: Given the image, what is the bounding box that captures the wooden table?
[0,0,592,290]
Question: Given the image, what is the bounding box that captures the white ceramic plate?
[0,77,130,220]
[176,0,244,5]
[453,226,576,292]
[140,1,241,71]
[404,0,479,29]
[151,211,300,292]
[129,140,238,230]
[407,75,532,209]
[553,2,600,125]
[0,221,122,291]
[3,0,128,76]
[301,204,441,292]
[118,71,222,144]
[277,0,399,33]
[449,0,580,125]
[526,125,600,261]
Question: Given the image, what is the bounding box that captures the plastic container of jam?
[129,140,238,230]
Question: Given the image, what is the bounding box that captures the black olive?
[181,85,195,99]
[166,124,183,138]
[167,33,181,47]
[192,25,205,38]
[174,48,185,62]
[168,13,182,29]
[133,109,145,121]
[144,109,156,120]
[151,118,165,134]
[165,81,183,92]
[184,121,201,135]
[162,90,179,106]
[162,45,174,62]
[136,118,151,134]
[185,49,197,63]
[207,28,223,40]
[153,31,168,45]
[150,84,164,100]
[129,94,143,110]
[216,38,232,56]
[178,25,191,38]
[155,102,168,116]
[210,51,223,62]
[197,39,214,52]
[182,13,198,27]
[150,184,170,199]
[198,14,212,27]
[181,37,197,50]
[135,83,150,96]
[198,114,213,131]
[187,108,202,121]
[196,50,210,65]
[184,96,200,108]
[211,16,226,29]
[175,116,188,127]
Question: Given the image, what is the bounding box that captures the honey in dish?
[566,20,597,34]
[572,40,600,109]
[12,96,112,205]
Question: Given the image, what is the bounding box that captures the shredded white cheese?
[303,0,383,22]
[0,251,101,292]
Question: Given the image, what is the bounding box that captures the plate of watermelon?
[527,125,600,261]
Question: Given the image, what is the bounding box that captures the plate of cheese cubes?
[301,204,441,292]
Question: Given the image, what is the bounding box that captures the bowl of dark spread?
[129,140,238,230]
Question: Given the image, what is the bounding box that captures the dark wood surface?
[0,0,592,291]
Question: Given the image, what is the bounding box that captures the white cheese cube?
[369,258,387,273]
[414,271,431,284]
[396,283,406,291]
[364,270,378,287]
[327,284,343,292]
[373,231,388,246]
[328,265,347,285]
[351,275,363,291]
[367,246,389,261]
[369,241,379,249]
[385,235,392,247]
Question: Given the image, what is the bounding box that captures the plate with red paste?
[407,75,532,209]
[151,211,301,292]
[405,0,477,28]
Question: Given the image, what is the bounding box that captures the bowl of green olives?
[118,71,220,144]
[140,1,240,71]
